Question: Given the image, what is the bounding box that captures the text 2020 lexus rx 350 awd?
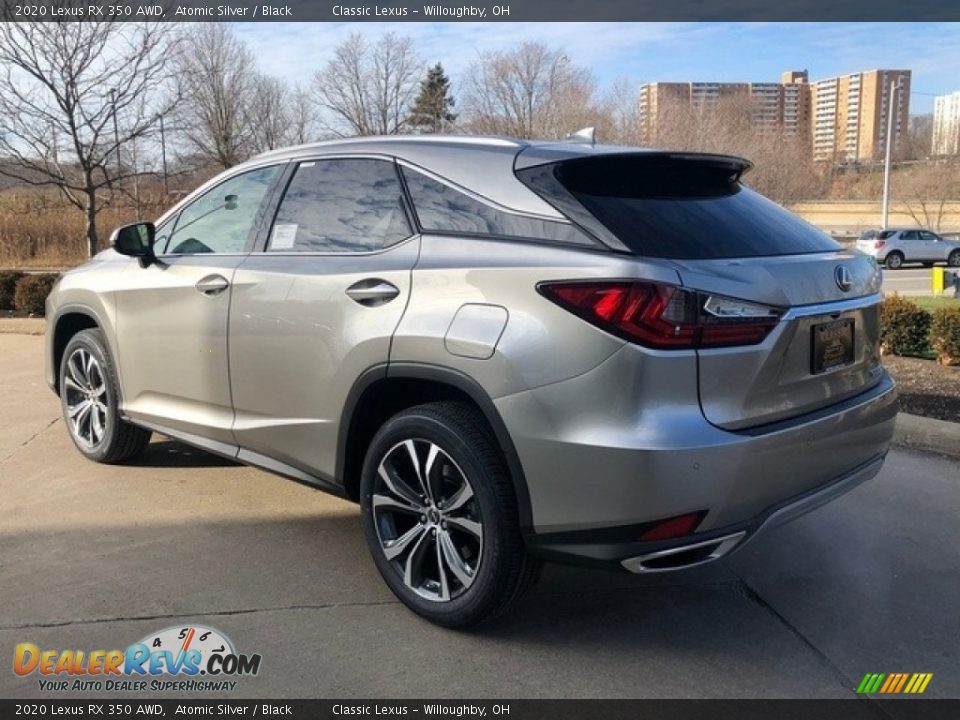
[46,136,898,626]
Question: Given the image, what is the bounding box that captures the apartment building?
[637,74,807,145]
[933,90,960,156]
[810,69,910,162]
[637,68,910,163]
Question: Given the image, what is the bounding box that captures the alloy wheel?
[372,439,483,602]
[63,348,108,448]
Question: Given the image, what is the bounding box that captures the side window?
[268,159,410,253]
[919,231,938,242]
[400,166,595,246]
[165,165,281,255]
[900,231,919,242]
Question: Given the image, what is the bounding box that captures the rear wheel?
[360,402,541,627]
[59,329,151,464]
[885,252,904,270]
[949,250,960,267]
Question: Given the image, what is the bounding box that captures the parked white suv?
[857,228,960,269]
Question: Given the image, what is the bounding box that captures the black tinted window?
[519,155,840,259]
[269,159,410,253]
[401,166,595,246]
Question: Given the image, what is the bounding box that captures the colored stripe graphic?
[857,673,932,694]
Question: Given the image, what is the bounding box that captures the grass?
[911,296,960,313]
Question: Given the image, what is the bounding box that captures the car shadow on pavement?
[126,438,241,468]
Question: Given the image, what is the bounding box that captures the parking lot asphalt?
[1,332,958,699]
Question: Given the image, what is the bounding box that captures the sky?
[234,22,960,114]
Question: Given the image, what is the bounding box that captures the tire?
[59,329,151,464]
[360,401,541,627]
[949,251,960,268]
[885,252,904,270]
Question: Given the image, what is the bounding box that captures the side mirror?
[111,222,157,268]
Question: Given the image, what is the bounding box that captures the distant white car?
[856,228,960,270]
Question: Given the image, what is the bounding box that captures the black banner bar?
[2,700,960,720]
[2,0,960,22]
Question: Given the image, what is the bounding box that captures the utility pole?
[881,78,899,229]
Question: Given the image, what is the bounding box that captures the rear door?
[898,230,920,261]
[228,157,418,481]
[918,230,945,261]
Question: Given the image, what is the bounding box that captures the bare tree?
[461,43,599,139]
[0,21,179,256]
[177,23,256,169]
[896,160,960,230]
[289,85,317,145]
[248,74,291,154]
[312,33,421,137]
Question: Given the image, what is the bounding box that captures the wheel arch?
[50,306,105,396]
[337,362,534,535]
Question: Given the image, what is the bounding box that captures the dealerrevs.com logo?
[13,625,262,693]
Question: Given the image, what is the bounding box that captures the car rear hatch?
[517,149,885,430]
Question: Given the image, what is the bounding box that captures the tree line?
[0,22,954,256]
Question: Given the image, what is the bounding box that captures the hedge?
[0,270,25,311]
[879,295,932,357]
[931,306,960,366]
[12,273,59,316]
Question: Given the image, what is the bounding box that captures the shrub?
[931,306,960,366]
[13,273,59,316]
[879,295,932,357]
[0,269,24,310]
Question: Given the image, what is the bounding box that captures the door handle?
[345,279,400,306]
[195,274,230,296]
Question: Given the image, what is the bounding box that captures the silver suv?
[856,228,960,269]
[46,137,898,626]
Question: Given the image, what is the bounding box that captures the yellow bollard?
[932,267,945,295]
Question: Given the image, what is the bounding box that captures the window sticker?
[270,223,298,250]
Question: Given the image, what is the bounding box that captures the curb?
[893,412,960,459]
[0,317,45,335]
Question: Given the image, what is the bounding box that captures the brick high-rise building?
[636,68,910,163]
[810,70,910,162]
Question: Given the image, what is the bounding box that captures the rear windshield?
[517,155,840,259]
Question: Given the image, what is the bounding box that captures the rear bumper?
[618,453,885,573]
[495,346,898,569]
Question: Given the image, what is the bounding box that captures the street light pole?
[881,78,899,229]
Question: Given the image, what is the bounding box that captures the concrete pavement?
[1,333,958,699]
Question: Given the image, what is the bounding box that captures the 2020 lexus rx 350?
[46,136,898,626]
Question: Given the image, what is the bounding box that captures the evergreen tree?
[409,63,457,133]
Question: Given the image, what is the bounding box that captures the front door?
[113,164,283,450]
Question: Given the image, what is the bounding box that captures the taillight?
[538,280,782,350]
[874,240,886,249]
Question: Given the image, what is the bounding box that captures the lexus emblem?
[835,266,853,292]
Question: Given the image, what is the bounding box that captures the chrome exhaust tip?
[621,531,746,574]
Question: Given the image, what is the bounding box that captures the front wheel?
[360,402,541,627]
[59,329,151,463]
[948,250,960,267]
[885,252,904,270]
